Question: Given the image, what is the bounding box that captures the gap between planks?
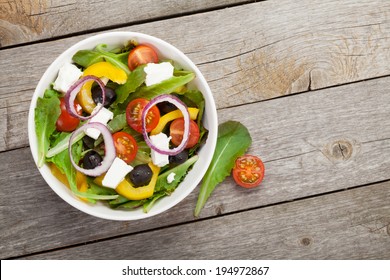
[9,178,390,260]
[0,0,259,50]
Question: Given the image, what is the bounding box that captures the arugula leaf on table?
[34,89,61,167]
[194,121,252,217]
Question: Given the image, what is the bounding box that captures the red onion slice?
[69,122,116,176]
[142,94,190,155]
[65,75,105,120]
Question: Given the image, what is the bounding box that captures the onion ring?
[69,122,116,176]
[142,94,190,155]
[65,75,105,120]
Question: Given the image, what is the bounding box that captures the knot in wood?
[330,140,353,160]
[215,204,224,215]
[300,237,312,246]
[387,224,390,236]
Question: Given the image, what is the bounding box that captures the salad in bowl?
[28,32,217,220]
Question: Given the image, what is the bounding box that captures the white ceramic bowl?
[28,31,218,220]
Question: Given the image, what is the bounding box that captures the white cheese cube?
[167,172,176,184]
[102,157,133,189]
[150,132,171,167]
[144,62,174,86]
[85,105,114,139]
[53,63,83,93]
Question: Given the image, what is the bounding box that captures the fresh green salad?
[35,40,208,213]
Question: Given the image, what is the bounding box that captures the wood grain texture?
[0,0,249,47]
[0,0,389,152]
[2,77,390,259]
[22,182,390,259]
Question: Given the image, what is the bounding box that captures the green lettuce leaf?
[131,73,195,100]
[114,65,146,105]
[34,89,61,167]
[194,121,252,217]
[155,155,199,193]
[72,44,130,75]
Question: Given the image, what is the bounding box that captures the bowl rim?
[28,31,218,220]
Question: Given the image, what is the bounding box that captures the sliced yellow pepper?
[150,107,199,135]
[93,173,105,187]
[49,163,89,202]
[78,62,128,113]
[115,163,160,200]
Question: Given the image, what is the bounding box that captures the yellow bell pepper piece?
[115,163,160,200]
[49,164,89,202]
[93,173,105,187]
[78,62,127,113]
[150,107,199,135]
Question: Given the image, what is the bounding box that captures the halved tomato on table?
[128,45,159,71]
[232,155,265,188]
[126,98,160,133]
[170,118,200,149]
[112,132,138,163]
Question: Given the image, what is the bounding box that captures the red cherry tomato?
[112,132,138,163]
[170,118,200,149]
[232,155,265,188]
[56,97,82,132]
[128,45,159,71]
[126,98,160,133]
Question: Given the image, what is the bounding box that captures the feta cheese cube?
[167,172,176,184]
[53,63,83,93]
[150,132,171,167]
[85,105,114,139]
[102,157,133,189]
[144,62,174,86]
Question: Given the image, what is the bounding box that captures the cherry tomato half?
[170,118,200,149]
[232,155,265,188]
[126,98,160,133]
[128,45,159,71]
[112,132,138,163]
[56,97,82,132]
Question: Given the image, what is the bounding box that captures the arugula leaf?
[46,131,85,158]
[109,195,135,207]
[194,121,252,217]
[143,192,166,213]
[114,66,146,105]
[178,90,208,156]
[112,199,146,209]
[155,155,199,193]
[130,73,195,100]
[34,89,61,167]
[132,141,151,166]
[178,90,205,128]
[107,113,127,133]
[86,179,117,197]
[47,139,83,192]
[72,44,130,75]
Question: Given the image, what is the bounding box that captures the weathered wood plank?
[0,0,389,151]
[2,77,390,258]
[0,0,249,47]
[22,181,390,259]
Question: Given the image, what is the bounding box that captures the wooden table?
[1,0,390,260]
